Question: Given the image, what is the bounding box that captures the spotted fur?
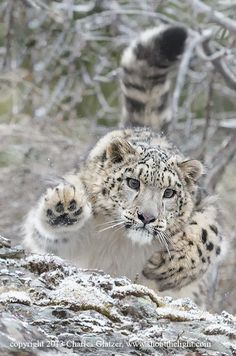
[23,26,225,308]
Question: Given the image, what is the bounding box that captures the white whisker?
[112,224,125,234]
[96,219,123,227]
[158,233,166,253]
[154,230,171,257]
[160,232,171,257]
[98,221,124,233]
[162,231,174,247]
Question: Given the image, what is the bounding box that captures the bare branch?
[199,72,214,162]
[196,44,226,62]
[171,29,213,128]
[187,0,236,35]
[205,133,236,191]
[202,41,236,91]
[3,0,14,68]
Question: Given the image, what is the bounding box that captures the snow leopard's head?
[89,131,203,246]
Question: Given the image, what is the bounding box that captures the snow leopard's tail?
[120,25,187,131]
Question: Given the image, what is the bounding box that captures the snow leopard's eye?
[163,188,176,199]
[126,178,140,190]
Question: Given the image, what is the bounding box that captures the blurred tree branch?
[3,0,14,68]
[202,40,236,90]
[0,0,235,193]
[171,28,213,128]
[205,133,236,192]
[187,0,236,35]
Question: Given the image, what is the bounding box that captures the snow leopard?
[23,25,224,308]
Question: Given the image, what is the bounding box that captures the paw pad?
[55,201,64,213]
[68,199,77,211]
[73,207,83,216]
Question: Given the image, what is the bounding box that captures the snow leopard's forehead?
[124,147,179,188]
[135,144,171,163]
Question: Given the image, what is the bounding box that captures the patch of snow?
[49,276,113,307]
[170,297,198,310]
[25,254,65,266]
[0,291,31,305]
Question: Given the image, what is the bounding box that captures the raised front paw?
[142,248,204,292]
[41,181,91,228]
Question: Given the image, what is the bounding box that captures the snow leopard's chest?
[63,218,160,281]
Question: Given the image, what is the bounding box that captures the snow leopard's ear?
[106,138,136,164]
[178,159,203,183]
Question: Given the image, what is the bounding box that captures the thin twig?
[3,0,14,68]
[196,44,227,62]
[199,72,215,162]
[205,133,236,191]
[187,0,236,35]
[171,29,213,128]
[202,41,236,91]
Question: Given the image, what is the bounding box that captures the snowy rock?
[0,235,235,355]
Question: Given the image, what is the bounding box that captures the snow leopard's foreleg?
[23,174,92,254]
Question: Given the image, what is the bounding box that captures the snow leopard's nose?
[137,211,156,225]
